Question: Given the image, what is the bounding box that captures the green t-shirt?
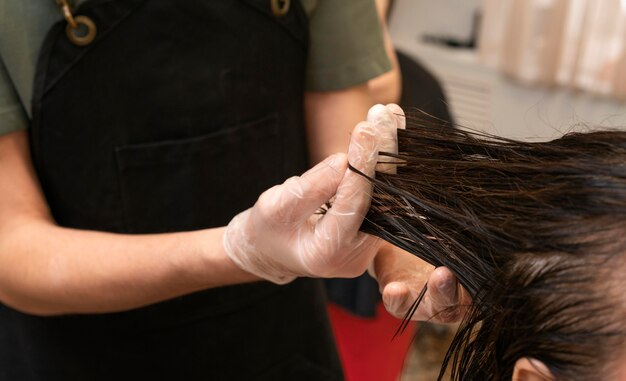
[0,0,390,136]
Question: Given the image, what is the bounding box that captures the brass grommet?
[66,15,97,46]
[271,0,290,17]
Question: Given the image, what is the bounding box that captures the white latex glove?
[223,118,384,284]
[367,104,470,323]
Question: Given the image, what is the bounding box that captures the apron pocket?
[115,114,282,233]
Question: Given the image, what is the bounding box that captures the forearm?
[0,131,257,316]
[0,221,257,316]
[304,84,373,164]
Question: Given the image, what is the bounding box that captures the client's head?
[359,115,626,380]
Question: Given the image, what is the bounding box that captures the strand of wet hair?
[351,114,626,380]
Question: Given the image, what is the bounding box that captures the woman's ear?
[512,358,554,381]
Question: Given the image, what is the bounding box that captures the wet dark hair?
[357,114,626,380]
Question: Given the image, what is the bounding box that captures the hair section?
[358,115,626,380]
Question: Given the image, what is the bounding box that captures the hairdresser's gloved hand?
[223,122,382,284]
[366,103,469,323]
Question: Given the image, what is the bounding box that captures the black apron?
[0,1,343,380]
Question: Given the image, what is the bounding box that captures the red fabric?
[327,302,417,381]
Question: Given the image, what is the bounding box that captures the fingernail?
[437,279,457,301]
[387,294,405,315]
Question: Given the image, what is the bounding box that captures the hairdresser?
[0,1,463,379]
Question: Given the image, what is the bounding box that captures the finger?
[257,153,348,224]
[382,103,406,174]
[318,122,377,237]
[367,104,398,174]
[367,104,396,151]
[382,281,414,319]
[426,267,462,323]
[385,103,406,131]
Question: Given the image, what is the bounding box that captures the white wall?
[388,0,626,141]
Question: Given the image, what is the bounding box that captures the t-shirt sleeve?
[305,0,391,92]
[0,57,28,136]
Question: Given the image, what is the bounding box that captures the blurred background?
[389,0,626,141]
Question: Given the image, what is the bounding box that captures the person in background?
[0,1,462,380]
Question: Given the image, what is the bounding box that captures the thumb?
[382,281,414,319]
[256,153,348,226]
